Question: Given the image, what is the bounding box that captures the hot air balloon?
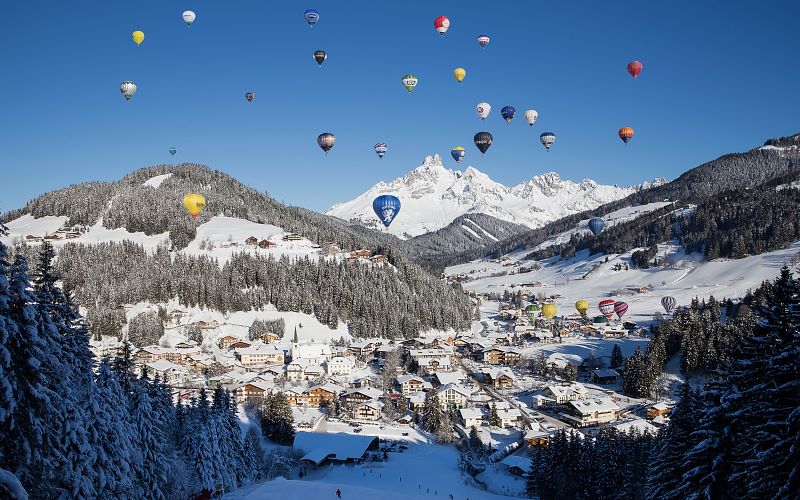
[374,143,387,159]
[524,110,538,127]
[304,9,320,27]
[598,299,615,320]
[182,11,196,26]
[453,68,466,84]
[245,92,255,103]
[120,81,137,101]
[477,35,490,48]
[575,300,589,316]
[182,193,205,219]
[525,304,541,321]
[317,133,335,155]
[168,147,177,156]
[434,16,450,36]
[450,146,465,164]
[474,132,493,155]
[401,74,418,93]
[627,61,642,79]
[619,127,634,145]
[614,301,628,320]
[476,102,491,120]
[588,217,605,236]
[541,303,557,321]
[132,31,144,46]
[313,50,327,65]
[661,296,677,313]
[501,106,516,123]
[540,132,556,151]
[373,195,401,228]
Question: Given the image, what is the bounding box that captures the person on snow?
[336,488,342,498]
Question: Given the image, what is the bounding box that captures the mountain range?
[326,154,666,238]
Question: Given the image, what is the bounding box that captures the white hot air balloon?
[524,109,538,127]
[182,10,196,26]
[120,81,137,101]
[476,102,491,120]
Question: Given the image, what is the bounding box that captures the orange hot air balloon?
[182,193,206,219]
[627,61,642,79]
[619,127,635,145]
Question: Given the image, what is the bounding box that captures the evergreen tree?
[422,391,442,433]
[261,393,295,445]
[623,347,648,398]
[242,427,264,481]
[611,343,624,368]
[489,403,501,427]
[129,379,171,499]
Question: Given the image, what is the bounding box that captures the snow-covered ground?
[142,173,173,188]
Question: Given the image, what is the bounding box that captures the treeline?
[44,240,473,340]
[0,238,267,498]
[527,267,800,499]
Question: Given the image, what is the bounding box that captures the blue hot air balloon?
[588,217,606,236]
[304,9,320,27]
[501,106,516,123]
[372,195,401,228]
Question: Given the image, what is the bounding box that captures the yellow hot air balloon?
[575,300,589,315]
[453,67,466,84]
[541,303,557,321]
[182,193,206,219]
[132,31,145,46]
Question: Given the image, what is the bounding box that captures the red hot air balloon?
[613,301,629,319]
[627,61,643,79]
[434,16,450,36]
[619,127,634,145]
[598,299,616,320]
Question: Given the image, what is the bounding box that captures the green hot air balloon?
[401,74,418,93]
[525,304,541,322]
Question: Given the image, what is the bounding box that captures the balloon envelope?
[245,92,255,102]
[434,16,450,36]
[132,31,144,46]
[477,35,490,47]
[120,81,137,101]
[373,195,401,227]
[317,133,335,155]
[451,146,465,164]
[525,304,541,320]
[304,9,320,26]
[453,68,466,83]
[588,217,605,236]
[168,147,177,156]
[474,132,493,155]
[374,143,387,159]
[183,193,205,218]
[524,110,538,126]
[598,299,615,319]
[614,301,629,319]
[313,50,327,65]
[182,11,196,25]
[575,300,589,315]
[501,106,516,123]
[540,132,556,150]
[661,296,677,313]
[627,61,642,78]
[401,74,418,93]
[476,102,491,120]
[619,127,634,144]
[541,303,557,320]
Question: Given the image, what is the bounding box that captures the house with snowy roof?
[235,379,275,404]
[294,432,379,467]
[436,384,472,410]
[235,344,284,368]
[145,359,189,386]
[340,387,383,406]
[458,408,485,428]
[480,367,516,389]
[431,371,466,387]
[562,398,621,427]
[353,401,383,421]
[291,343,333,364]
[325,356,354,376]
[396,375,426,395]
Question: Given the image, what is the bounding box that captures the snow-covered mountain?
[326,154,666,239]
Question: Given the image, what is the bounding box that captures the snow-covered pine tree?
[489,403,500,427]
[422,391,442,433]
[129,378,171,499]
[611,343,624,368]
[212,388,246,491]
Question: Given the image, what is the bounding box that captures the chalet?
[43,234,61,240]
[304,364,325,380]
[235,380,274,404]
[375,343,401,359]
[407,392,427,412]
[340,386,383,406]
[258,239,276,249]
[458,408,484,428]
[501,455,532,477]
[235,345,284,367]
[302,383,340,407]
[326,356,354,376]
[563,398,621,427]
[497,407,523,428]
[348,340,376,359]
[431,371,465,388]
[282,233,303,242]
[353,401,383,421]
[409,347,452,363]
[647,402,673,420]
[349,249,371,259]
[436,384,471,410]
[591,368,620,384]
[134,345,166,365]
[218,335,241,349]
[262,331,280,343]
[294,431,379,467]
[396,375,426,395]
[229,340,253,350]
[145,359,188,386]
[481,367,515,389]
[287,361,306,382]
[524,427,551,447]
[397,413,415,426]
[291,343,333,364]
[541,384,587,405]
[193,320,220,330]
[370,254,388,265]
[482,347,522,365]
[174,340,198,350]
[418,358,451,374]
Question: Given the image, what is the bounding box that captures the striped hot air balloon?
[661,296,677,313]
[450,146,465,164]
[374,143,387,159]
[434,16,450,36]
[317,133,335,155]
[598,299,616,320]
[477,35,490,47]
[627,61,642,79]
[619,127,635,145]
[588,217,606,236]
[614,301,629,320]
[525,304,541,321]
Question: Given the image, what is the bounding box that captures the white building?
[396,375,426,396]
[436,384,471,410]
[291,343,333,364]
[326,356,355,376]
[235,344,284,367]
[563,398,621,427]
[458,408,485,428]
[146,359,188,386]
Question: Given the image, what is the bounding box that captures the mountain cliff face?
[326,154,665,238]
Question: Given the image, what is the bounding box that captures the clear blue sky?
[1,1,798,213]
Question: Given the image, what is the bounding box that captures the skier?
[336,488,342,498]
